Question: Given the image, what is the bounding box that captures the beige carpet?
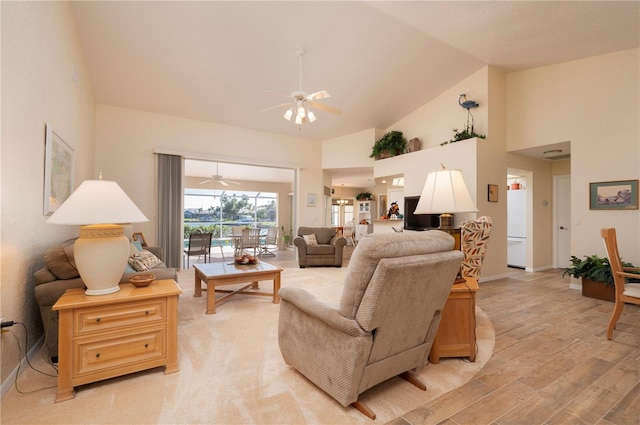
[1,252,494,424]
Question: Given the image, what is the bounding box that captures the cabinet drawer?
[74,299,166,336]
[74,325,166,378]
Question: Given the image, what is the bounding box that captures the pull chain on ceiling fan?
[260,49,342,125]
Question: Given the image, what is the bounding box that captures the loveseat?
[33,238,177,361]
[294,227,347,268]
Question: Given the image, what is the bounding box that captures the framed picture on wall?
[306,193,317,207]
[132,232,148,247]
[589,180,638,210]
[43,124,74,215]
[487,184,499,202]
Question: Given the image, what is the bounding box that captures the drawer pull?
[144,343,149,348]
[96,318,101,322]
[145,311,149,315]
[96,353,100,358]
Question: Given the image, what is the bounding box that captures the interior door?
[555,175,571,268]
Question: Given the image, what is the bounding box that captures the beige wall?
[94,105,325,244]
[1,2,96,383]
[507,48,639,264]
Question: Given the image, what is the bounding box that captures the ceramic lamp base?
[75,224,128,295]
[438,213,453,229]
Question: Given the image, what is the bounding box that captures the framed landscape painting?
[44,124,74,215]
[589,180,638,210]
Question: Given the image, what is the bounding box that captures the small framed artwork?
[488,184,499,202]
[589,180,638,210]
[43,124,75,215]
[306,193,317,207]
[132,232,148,247]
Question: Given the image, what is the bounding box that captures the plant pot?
[511,182,521,190]
[581,278,615,302]
[377,150,393,160]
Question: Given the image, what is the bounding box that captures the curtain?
[157,154,182,269]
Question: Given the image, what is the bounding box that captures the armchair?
[294,226,347,268]
[460,216,493,279]
[278,230,463,418]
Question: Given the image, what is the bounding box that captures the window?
[184,188,277,237]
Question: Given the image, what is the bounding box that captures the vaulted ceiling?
[70,1,639,186]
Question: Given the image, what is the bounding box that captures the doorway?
[507,169,531,270]
[554,175,571,268]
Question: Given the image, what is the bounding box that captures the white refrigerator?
[507,189,527,268]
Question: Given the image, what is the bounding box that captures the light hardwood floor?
[390,268,640,425]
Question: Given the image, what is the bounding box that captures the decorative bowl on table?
[129,273,155,287]
[235,255,258,265]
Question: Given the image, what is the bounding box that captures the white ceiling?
[70,1,639,186]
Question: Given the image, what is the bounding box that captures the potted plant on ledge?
[440,127,486,146]
[563,255,639,302]
[370,131,407,160]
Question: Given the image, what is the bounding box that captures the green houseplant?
[441,127,486,146]
[370,131,407,159]
[355,192,372,201]
[563,255,639,301]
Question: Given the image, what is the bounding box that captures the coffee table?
[193,261,283,314]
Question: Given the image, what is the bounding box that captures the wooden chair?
[232,226,244,257]
[183,233,212,268]
[600,228,640,340]
[239,228,261,257]
[343,220,356,246]
[260,226,278,256]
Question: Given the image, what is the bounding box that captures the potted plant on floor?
[563,254,639,301]
[370,131,407,159]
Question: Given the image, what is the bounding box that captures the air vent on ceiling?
[546,154,571,160]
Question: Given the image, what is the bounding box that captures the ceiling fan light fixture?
[307,110,317,122]
[283,108,293,121]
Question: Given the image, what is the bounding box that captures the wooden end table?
[429,277,479,364]
[193,261,282,314]
[52,279,181,402]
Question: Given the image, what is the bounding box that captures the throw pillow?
[303,234,318,245]
[128,250,161,272]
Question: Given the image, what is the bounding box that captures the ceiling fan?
[199,163,240,186]
[260,49,342,124]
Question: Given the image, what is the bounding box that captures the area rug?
[1,264,494,424]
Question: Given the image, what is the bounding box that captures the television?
[403,196,441,231]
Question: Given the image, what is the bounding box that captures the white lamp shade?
[414,169,478,214]
[47,180,148,225]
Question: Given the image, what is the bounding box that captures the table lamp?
[47,178,148,295]
[414,166,478,229]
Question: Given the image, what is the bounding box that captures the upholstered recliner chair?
[278,230,463,418]
[294,226,347,268]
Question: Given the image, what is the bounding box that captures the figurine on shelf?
[387,202,400,220]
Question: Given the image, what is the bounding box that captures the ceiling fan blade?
[308,101,342,115]
[266,90,294,100]
[199,179,212,184]
[259,102,293,113]
[219,180,229,187]
[226,180,241,185]
[307,90,331,101]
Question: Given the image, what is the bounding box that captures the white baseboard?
[1,335,44,398]
[479,273,510,282]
